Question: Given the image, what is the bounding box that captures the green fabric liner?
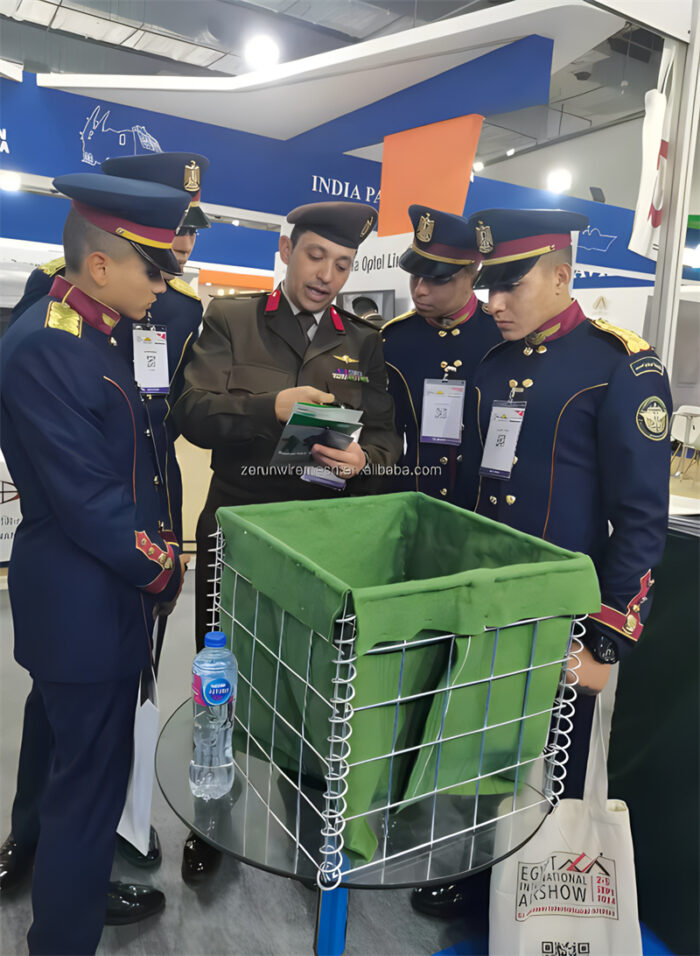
[216,493,600,863]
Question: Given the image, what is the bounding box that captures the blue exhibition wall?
[0,36,551,219]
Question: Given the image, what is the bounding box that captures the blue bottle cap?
[204,631,227,648]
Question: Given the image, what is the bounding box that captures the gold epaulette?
[44,301,82,337]
[590,317,651,354]
[39,256,66,277]
[380,309,416,332]
[168,277,200,301]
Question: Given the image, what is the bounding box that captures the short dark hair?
[289,224,309,248]
[63,208,131,272]
[545,246,573,269]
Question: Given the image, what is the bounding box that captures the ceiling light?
[231,219,240,226]
[244,35,280,70]
[506,148,515,157]
[217,288,224,296]
[546,168,572,193]
[0,170,22,191]
[473,161,484,172]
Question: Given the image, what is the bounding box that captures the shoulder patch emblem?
[636,396,669,441]
[39,256,66,277]
[168,277,200,301]
[630,355,664,377]
[45,301,82,337]
[590,317,651,354]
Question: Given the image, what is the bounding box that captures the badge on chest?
[132,325,170,394]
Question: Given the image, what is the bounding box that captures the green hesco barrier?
[216,493,600,863]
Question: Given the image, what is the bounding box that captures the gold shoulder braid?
[168,277,200,301]
[39,256,66,277]
[380,309,416,332]
[45,301,82,337]
[590,317,651,354]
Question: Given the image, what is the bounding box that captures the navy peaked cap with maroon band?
[287,201,377,250]
[399,205,481,280]
[470,208,589,289]
[101,152,211,230]
[53,172,191,275]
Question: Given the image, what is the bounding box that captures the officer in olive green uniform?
[172,200,401,882]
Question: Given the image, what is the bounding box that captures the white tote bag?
[117,667,160,856]
[489,678,642,956]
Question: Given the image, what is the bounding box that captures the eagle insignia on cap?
[475,221,494,254]
[416,213,435,243]
[183,161,201,192]
[360,215,373,239]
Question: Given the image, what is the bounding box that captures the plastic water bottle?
[189,631,237,800]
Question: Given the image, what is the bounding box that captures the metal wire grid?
[208,527,581,891]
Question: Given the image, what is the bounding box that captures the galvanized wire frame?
[208,525,581,891]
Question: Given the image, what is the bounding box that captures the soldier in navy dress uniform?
[172,200,402,882]
[0,173,190,953]
[414,208,672,919]
[381,205,501,501]
[2,154,210,881]
[10,151,211,546]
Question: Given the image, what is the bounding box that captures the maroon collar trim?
[49,275,120,335]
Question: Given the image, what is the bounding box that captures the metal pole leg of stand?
[314,881,349,956]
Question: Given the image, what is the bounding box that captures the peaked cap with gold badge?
[399,205,482,280]
[470,208,589,289]
[101,152,211,230]
[53,172,190,274]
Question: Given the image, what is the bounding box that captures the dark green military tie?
[297,310,316,342]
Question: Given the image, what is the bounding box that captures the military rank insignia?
[636,396,669,440]
[475,220,494,254]
[416,212,435,243]
[44,301,82,337]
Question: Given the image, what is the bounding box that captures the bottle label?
[193,673,232,706]
[192,673,206,706]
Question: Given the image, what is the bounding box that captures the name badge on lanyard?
[133,325,170,395]
[479,400,526,479]
[420,379,466,445]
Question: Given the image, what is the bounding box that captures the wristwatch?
[581,628,619,664]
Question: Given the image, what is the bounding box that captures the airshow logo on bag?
[516,851,618,921]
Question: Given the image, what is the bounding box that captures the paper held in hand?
[271,402,364,489]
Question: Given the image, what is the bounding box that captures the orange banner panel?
[198,269,273,291]
[377,114,483,237]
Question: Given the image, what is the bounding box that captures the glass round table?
[157,700,555,955]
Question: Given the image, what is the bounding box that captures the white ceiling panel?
[37,0,625,140]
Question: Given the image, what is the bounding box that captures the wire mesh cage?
[209,494,600,891]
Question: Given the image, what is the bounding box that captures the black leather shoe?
[0,834,34,893]
[181,832,222,885]
[116,827,162,868]
[410,879,471,919]
[104,881,165,925]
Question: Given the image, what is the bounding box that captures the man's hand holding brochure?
[271,402,364,489]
